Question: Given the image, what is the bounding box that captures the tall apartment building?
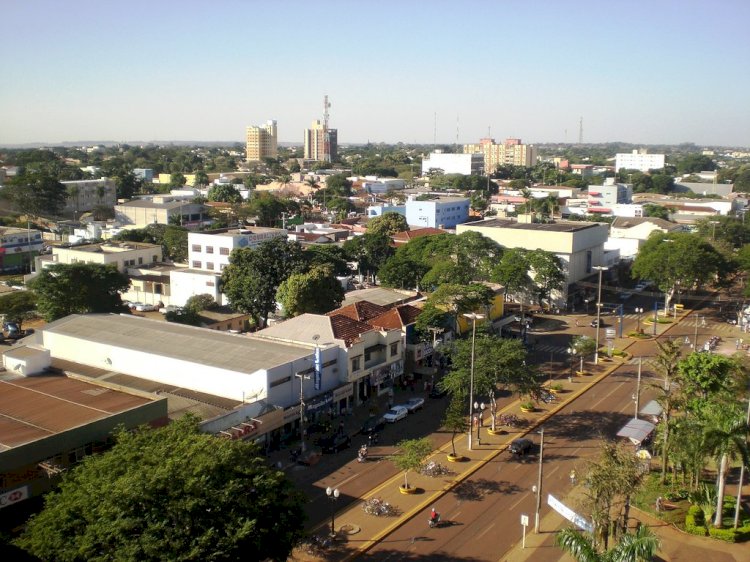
[245,120,278,162]
[615,149,665,172]
[304,120,337,162]
[463,138,537,172]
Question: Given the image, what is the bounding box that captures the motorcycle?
[368,432,379,445]
[357,445,368,463]
[428,513,441,528]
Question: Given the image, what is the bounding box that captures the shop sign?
[0,486,28,509]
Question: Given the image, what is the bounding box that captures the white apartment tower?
[245,120,278,162]
[615,149,665,172]
[463,138,537,172]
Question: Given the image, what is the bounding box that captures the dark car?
[318,433,351,453]
[429,385,448,399]
[509,438,534,456]
[360,415,385,436]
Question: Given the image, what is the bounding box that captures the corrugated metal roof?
[42,314,311,374]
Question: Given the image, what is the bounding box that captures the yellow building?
[156,173,197,187]
[245,120,278,162]
[463,138,537,172]
[450,283,505,335]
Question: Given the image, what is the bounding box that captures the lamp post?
[592,266,608,364]
[325,486,340,537]
[474,401,486,444]
[464,312,485,451]
[632,358,642,419]
[635,307,644,333]
[693,315,705,350]
[534,426,544,533]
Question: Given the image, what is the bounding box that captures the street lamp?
[464,312,485,451]
[474,401,486,444]
[635,307,644,333]
[534,426,544,533]
[592,266,609,364]
[693,315,705,350]
[325,486,340,537]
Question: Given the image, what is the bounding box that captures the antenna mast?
[323,95,332,163]
[578,117,583,144]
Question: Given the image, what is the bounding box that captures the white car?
[405,397,425,413]
[383,405,409,423]
[135,303,156,312]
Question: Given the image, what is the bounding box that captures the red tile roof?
[328,314,375,346]
[368,304,422,330]
[327,301,389,322]
[392,227,447,244]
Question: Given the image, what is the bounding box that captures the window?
[153,255,158,263]
[390,342,398,357]
[351,356,361,372]
[270,376,291,388]
[206,281,215,287]
[220,247,230,256]
[192,244,201,252]
[192,261,201,268]
[206,246,214,254]
[138,257,143,265]
[206,262,214,270]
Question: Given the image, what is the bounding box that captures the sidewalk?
[290,354,624,561]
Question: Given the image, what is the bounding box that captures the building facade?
[37,241,163,273]
[422,152,483,176]
[463,138,537,172]
[587,178,632,212]
[114,196,208,228]
[245,120,278,162]
[405,196,471,228]
[0,227,43,273]
[615,150,666,172]
[61,178,117,217]
[304,120,338,162]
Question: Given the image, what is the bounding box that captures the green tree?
[207,183,243,203]
[162,225,189,262]
[15,415,306,562]
[642,204,670,220]
[379,253,430,290]
[343,233,394,283]
[30,263,130,321]
[303,245,350,277]
[194,170,210,187]
[367,212,409,237]
[221,237,306,326]
[1,170,68,218]
[169,172,187,187]
[491,248,533,303]
[424,283,494,335]
[677,154,716,174]
[571,335,597,370]
[247,192,285,227]
[528,249,565,307]
[0,290,37,330]
[649,340,683,484]
[442,396,467,457]
[631,232,726,311]
[555,524,660,562]
[414,302,452,341]
[388,437,433,491]
[276,265,345,317]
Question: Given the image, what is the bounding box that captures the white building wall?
[169,270,223,307]
[615,151,666,172]
[422,153,480,176]
[39,330,269,403]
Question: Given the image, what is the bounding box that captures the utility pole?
[534,426,544,533]
[634,358,642,419]
[295,371,311,453]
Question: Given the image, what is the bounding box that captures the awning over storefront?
[639,400,663,418]
[617,418,655,445]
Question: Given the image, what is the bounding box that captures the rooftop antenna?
[455,114,459,149]
[323,95,332,163]
[578,117,583,144]
[433,112,437,146]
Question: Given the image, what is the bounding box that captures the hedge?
[708,527,738,542]
[685,505,707,536]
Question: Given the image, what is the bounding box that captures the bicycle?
[362,497,398,517]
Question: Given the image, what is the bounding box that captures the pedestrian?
[575,319,580,327]
[655,496,663,512]
[569,469,577,485]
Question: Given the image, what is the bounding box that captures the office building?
[245,120,278,162]
[304,120,337,162]
[463,138,537,172]
[615,150,665,172]
[421,152,483,176]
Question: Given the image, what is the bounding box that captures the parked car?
[509,438,534,456]
[135,303,156,312]
[360,415,385,435]
[318,433,351,454]
[405,397,425,413]
[383,405,409,423]
[159,305,182,314]
[590,319,601,328]
[429,385,448,399]
[618,292,633,301]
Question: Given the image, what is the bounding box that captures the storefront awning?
[617,418,655,445]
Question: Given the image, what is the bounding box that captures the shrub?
[666,490,688,501]
[685,505,707,536]
[708,527,737,542]
[520,401,534,411]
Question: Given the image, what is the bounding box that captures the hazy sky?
[2,0,749,147]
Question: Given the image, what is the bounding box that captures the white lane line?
[475,521,496,540]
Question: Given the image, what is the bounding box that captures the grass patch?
[628,331,651,339]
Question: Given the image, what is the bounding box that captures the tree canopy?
[366,212,409,237]
[276,265,345,317]
[15,415,306,562]
[221,237,306,325]
[30,263,130,321]
[0,290,37,329]
[1,170,68,218]
[207,183,243,203]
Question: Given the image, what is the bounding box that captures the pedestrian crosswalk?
[533,343,573,356]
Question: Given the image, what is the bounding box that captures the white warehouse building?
[422,152,483,176]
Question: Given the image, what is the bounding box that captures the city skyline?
[2,0,749,147]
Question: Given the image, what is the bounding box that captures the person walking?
[569,469,577,485]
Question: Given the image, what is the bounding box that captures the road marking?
[475,521,496,540]
[592,381,625,409]
[509,492,532,511]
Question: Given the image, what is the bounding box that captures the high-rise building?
[463,138,537,173]
[245,120,278,162]
[304,120,337,162]
[615,149,665,172]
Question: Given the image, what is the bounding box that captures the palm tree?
[703,410,750,527]
[555,525,660,562]
[649,339,683,484]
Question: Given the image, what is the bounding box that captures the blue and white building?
[405,196,470,229]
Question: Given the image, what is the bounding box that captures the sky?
[2,0,749,147]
